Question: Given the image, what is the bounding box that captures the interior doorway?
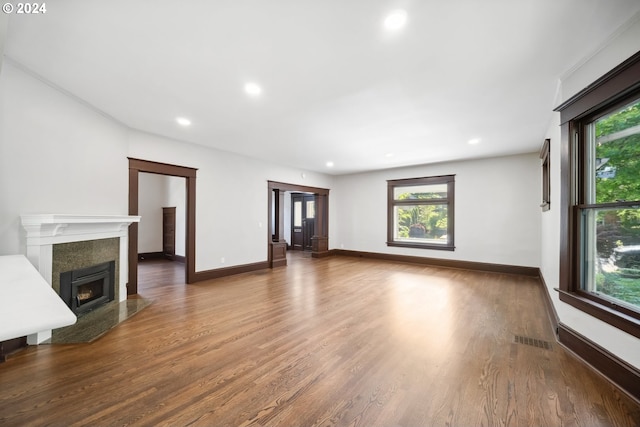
[138,173,187,263]
[268,181,330,267]
[291,193,315,251]
[128,158,197,295]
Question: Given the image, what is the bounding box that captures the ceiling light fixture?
[244,82,262,96]
[384,9,408,31]
[468,138,481,145]
[326,161,334,168]
[176,117,191,126]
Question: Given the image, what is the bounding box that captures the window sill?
[386,241,455,251]
[557,289,640,339]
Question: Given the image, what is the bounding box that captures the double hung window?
[557,52,640,337]
[575,97,640,315]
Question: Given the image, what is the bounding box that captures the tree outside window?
[580,97,640,311]
[556,51,640,339]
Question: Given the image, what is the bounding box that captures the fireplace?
[20,214,140,344]
[60,261,115,316]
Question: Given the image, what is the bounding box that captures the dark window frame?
[386,175,455,251]
[540,138,551,212]
[555,51,640,339]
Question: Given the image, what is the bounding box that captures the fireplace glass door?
[60,261,115,315]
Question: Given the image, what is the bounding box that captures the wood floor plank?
[1,253,639,426]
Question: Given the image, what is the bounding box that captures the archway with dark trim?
[268,181,330,268]
[128,158,197,294]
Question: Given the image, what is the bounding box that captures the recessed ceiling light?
[384,10,408,31]
[244,82,262,96]
[468,138,481,145]
[176,117,191,126]
[385,153,394,158]
[326,161,334,168]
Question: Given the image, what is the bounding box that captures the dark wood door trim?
[268,181,330,265]
[128,158,197,294]
[268,181,329,196]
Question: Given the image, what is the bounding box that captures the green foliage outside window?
[396,203,448,240]
[595,100,640,204]
[591,99,640,307]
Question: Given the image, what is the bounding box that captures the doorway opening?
[128,158,197,295]
[137,173,186,263]
[136,172,187,293]
[268,181,330,268]
[291,193,315,251]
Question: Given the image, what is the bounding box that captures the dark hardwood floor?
[1,253,639,426]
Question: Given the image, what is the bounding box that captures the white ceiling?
[5,0,640,175]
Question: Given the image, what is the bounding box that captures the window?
[556,51,640,338]
[306,200,315,219]
[576,97,640,313]
[293,200,302,227]
[540,138,550,211]
[387,175,455,250]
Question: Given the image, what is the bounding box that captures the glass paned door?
[291,194,315,251]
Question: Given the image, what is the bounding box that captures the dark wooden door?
[291,194,315,251]
[302,218,314,251]
[162,207,176,260]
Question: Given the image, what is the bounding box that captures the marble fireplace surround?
[21,214,140,343]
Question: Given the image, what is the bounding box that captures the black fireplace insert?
[60,261,115,315]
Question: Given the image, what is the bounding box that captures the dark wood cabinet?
[162,207,176,260]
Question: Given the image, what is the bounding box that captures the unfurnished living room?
[1,1,640,426]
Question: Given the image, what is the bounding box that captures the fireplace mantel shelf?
[21,214,141,245]
[22,214,140,224]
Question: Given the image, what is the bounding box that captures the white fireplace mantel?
[20,214,140,344]
[21,214,140,246]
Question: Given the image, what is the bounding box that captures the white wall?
[138,173,166,254]
[0,62,333,271]
[2,52,540,275]
[0,13,7,73]
[127,130,333,272]
[0,62,128,256]
[333,154,541,267]
[540,17,640,369]
[559,13,640,102]
[138,173,186,257]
